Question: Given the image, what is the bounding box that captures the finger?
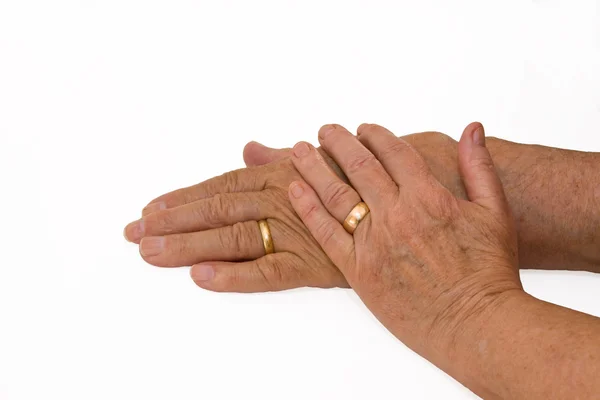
[190,253,348,292]
[142,167,266,216]
[457,122,509,213]
[288,180,354,271]
[139,221,265,267]
[317,124,397,204]
[243,141,292,167]
[290,141,362,222]
[125,192,271,244]
[357,123,435,188]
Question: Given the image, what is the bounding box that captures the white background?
[1,1,599,399]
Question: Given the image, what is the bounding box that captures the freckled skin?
[287,123,600,399]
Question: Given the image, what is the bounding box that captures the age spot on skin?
[478,339,488,355]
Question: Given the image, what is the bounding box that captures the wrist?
[441,289,532,399]
[442,288,600,399]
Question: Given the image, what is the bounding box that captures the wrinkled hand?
[123,155,348,292]
[288,123,522,364]
[124,128,467,292]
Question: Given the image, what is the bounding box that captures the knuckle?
[468,154,494,170]
[436,191,460,220]
[377,139,410,160]
[220,222,247,257]
[345,152,378,174]
[322,181,354,209]
[265,160,294,189]
[202,193,228,227]
[215,169,249,193]
[420,131,448,142]
[357,123,379,136]
[313,220,337,248]
[422,189,460,223]
[255,258,284,290]
[169,234,190,257]
[301,202,320,222]
[406,131,453,147]
[146,210,175,234]
[222,171,240,191]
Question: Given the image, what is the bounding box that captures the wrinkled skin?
[124,130,467,292]
[287,122,522,378]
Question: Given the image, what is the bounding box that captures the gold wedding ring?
[258,220,274,255]
[343,202,370,234]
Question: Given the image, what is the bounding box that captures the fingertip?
[460,122,484,145]
[142,201,166,216]
[318,124,338,141]
[190,263,215,287]
[356,123,372,136]
[289,180,305,199]
[242,141,267,166]
[243,141,265,153]
[473,125,485,147]
[124,219,145,243]
[292,141,311,158]
[458,122,486,165]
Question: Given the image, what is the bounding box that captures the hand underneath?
[123,153,348,291]
[287,123,522,375]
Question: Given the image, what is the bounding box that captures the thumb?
[458,122,508,213]
[243,141,292,167]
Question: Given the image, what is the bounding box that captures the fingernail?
[124,220,145,242]
[142,201,165,215]
[191,264,215,282]
[473,126,485,146]
[293,142,310,158]
[140,237,164,256]
[318,124,336,140]
[290,182,304,198]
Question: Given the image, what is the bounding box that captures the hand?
[287,123,523,366]
[123,155,348,292]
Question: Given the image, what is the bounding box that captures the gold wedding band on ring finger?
[343,202,370,234]
[258,219,274,255]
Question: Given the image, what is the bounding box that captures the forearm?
[487,138,600,272]
[447,292,600,399]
